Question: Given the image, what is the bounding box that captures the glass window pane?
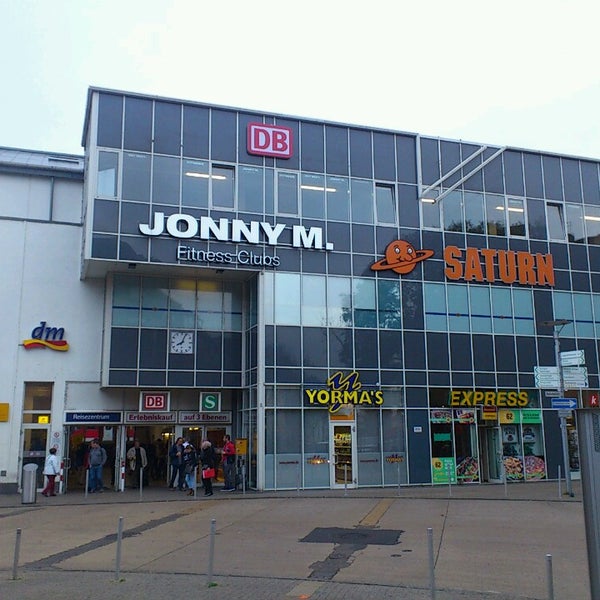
[486,194,506,236]
[152,155,180,205]
[239,166,264,213]
[554,291,574,323]
[547,203,565,240]
[351,179,374,224]
[169,279,196,329]
[182,160,209,208]
[585,206,600,245]
[274,273,301,325]
[566,203,585,243]
[375,184,396,224]
[470,286,491,333]
[508,198,526,236]
[301,275,326,326]
[122,153,151,202]
[112,274,140,327]
[443,191,464,232]
[276,410,301,453]
[326,176,350,221]
[212,165,235,209]
[353,278,376,327]
[513,289,534,335]
[327,277,352,327]
[464,192,485,233]
[277,172,298,215]
[276,388,302,407]
[304,410,329,454]
[447,284,469,331]
[492,288,513,333]
[197,280,223,330]
[421,197,440,229]
[97,151,118,198]
[574,293,594,338]
[223,281,243,331]
[301,173,325,219]
[424,282,447,331]
[141,278,169,327]
[377,280,401,329]
[594,295,600,338]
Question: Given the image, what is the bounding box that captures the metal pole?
[427,527,436,600]
[545,554,554,600]
[447,461,452,497]
[397,459,401,496]
[12,528,22,580]
[242,460,246,495]
[553,326,574,497]
[502,458,508,498]
[297,463,301,496]
[557,465,562,500]
[138,467,143,501]
[344,464,348,497]
[115,516,124,581]
[85,468,89,498]
[207,518,216,587]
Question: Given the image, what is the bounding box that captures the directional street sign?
[534,366,560,388]
[558,409,573,419]
[561,350,585,367]
[563,366,589,388]
[551,398,578,410]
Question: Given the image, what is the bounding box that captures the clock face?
[170,331,194,354]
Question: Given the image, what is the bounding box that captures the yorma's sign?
[247,123,293,158]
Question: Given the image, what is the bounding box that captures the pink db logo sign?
[247,123,293,159]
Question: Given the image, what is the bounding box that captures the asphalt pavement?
[0,480,590,600]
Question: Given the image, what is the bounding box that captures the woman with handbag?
[200,440,216,496]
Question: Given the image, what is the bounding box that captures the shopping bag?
[203,467,216,479]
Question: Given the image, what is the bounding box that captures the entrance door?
[330,423,356,488]
[21,427,49,489]
[480,427,502,483]
[182,426,227,482]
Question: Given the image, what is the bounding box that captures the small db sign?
[140,391,170,412]
[247,123,293,159]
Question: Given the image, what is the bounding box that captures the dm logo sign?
[23,321,69,351]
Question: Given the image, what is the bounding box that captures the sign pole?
[552,326,574,497]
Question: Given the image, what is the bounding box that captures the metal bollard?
[297,464,301,496]
[115,516,124,581]
[546,553,554,600]
[446,461,452,497]
[397,459,401,496]
[138,467,144,501]
[344,464,348,497]
[207,518,216,587]
[557,465,562,499]
[12,528,22,580]
[502,460,508,498]
[427,527,436,599]
[85,469,89,498]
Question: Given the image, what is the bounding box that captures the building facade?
[2,87,600,493]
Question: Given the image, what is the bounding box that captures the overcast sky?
[2,0,599,160]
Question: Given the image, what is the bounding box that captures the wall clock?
[169,331,194,354]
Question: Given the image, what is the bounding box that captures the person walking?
[87,439,107,493]
[41,447,60,497]
[168,437,185,490]
[200,440,216,496]
[221,434,236,491]
[126,439,148,489]
[183,443,198,496]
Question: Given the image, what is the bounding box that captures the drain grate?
[301,527,402,546]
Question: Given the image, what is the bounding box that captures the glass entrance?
[330,424,356,488]
[22,428,48,489]
[484,427,503,482]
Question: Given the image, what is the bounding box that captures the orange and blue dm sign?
[371,240,434,275]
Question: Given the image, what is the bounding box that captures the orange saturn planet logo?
[371,240,434,275]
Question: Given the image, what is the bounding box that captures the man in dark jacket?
[88,439,107,493]
[168,437,185,490]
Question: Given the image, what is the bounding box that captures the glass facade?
[83,89,600,490]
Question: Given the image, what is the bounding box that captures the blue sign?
[65,412,122,423]
[550,398,577,410]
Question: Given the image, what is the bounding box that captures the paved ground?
[0,481,590,600]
